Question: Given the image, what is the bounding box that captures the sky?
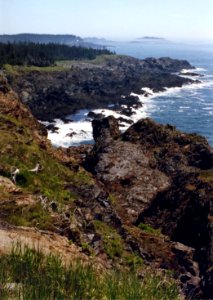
[0,0,213,42]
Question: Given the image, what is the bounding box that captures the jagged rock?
[46,124,59,133]
[86,117,171,223]
[117,117,133,125]
[66,131,77,138]
[172,243,201,297]
[179,72,204,77]
[87,111,105,119]
[120,107,136,117]
[92,115,120,142]
[6,56,195,120]
[84,116,213,298]
[0,75,10,93]
[0,71,212,298]
[123,118,213,171]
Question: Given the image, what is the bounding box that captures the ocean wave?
[195,67,207,72]
[181,68,197,73]
[46,68,213,147]
[48,119,93,147]
[202,107,213,111]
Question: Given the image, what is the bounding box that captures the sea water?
[114,41,213,145]
[48,41,213,147]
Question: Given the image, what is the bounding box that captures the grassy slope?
[0,86,93,229]
[2,54,120,74]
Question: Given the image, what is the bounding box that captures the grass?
[93,220,124,260]
[2,201,55,230]
[0,134,74,203]
[107,193,117,204]
[138,223,162,236]
[0,113,89,202]
[3,54,120,75]
[56,54,119,67]
[3,63,64,74]
[0,245,180,300]
[93,221,144,270]
[0,113,94,229]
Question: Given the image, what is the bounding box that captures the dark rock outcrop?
[179,72,204,77]
[92,116,120,142]
[84,116,213,298]
[0,75,10,93]
[6,56,196,121]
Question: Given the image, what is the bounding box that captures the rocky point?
[5,56,197,121]
[0,61,212,298]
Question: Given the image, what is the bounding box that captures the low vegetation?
[0,245,180,300]
[199,169,213,183]
[138,223,162,236]
[0,113,92,199]
[0,112,93,229]
[3,63,65,74]
[93,220,124,260]
[3,54,119,75]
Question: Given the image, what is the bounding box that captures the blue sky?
[0,0,212,41]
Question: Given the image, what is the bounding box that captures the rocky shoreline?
[6,55,199,122]
[0,73,212,298]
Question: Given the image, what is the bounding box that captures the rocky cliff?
[84,116,213,298]
[5,56,196,121]
[0,74,212,298]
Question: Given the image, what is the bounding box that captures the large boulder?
[84,116,213,298]
[92,115,120,142]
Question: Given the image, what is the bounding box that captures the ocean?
[47,41,213,147]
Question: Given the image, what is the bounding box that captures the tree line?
[0,42,113,67]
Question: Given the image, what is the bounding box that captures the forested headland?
[0,42,113,67]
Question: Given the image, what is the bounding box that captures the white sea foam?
[181,67,207,73]
[47,108,134,147]
[48,119,93,147]
[45,70,213,148]
[92,108,125,119]
[196,67,207,72]
[202,107,213,110]
[181,68,195,74]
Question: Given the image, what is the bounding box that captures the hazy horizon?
[0,0,213,43]
[0,33,212,45]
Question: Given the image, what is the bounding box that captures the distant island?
[137,36,166,40]
[130,36,171,44]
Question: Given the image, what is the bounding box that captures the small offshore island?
[0,38,212,299]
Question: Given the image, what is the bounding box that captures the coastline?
[46,66,210,147]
